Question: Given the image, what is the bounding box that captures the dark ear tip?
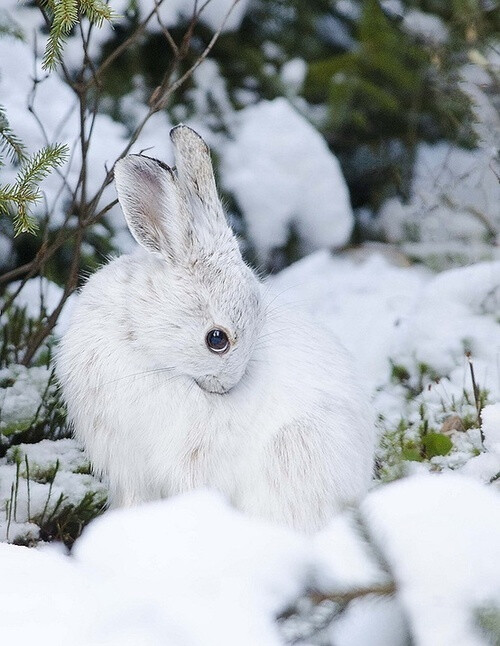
[114,154,173,177]
[170,124,209,154]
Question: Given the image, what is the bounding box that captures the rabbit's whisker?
[261,281,313,311]
[256,327,298,342]
[263,302,313,321]
[104,366,177,386]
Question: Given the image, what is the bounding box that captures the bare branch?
[153,0,179,57]
[307,581,397,606]
[149,0,241,113]
[91,1,166,85]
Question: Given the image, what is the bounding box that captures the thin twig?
[441,194,498,241]
[149,0,241,112]
[21,226,84,365]
[466,351,485,441]
[308,581,397,606]
[153,0,179,56]
[90,2,166,85]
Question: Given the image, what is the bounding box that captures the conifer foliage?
[0,109,68,236]
[40,0,116,70]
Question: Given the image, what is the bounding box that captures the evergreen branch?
[0,144,68,235]
[0,185,40,235]
[41,0,118,70]
[79,0,115,28]
[0,106,27,164]
[12,202,39,236]
[15,143,69,195]
[41,0,78,70]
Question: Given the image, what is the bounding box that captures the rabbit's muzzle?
[195,375,230,395]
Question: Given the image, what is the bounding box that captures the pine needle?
[42,0,118,70]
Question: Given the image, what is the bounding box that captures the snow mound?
[402,9,449,45]
[267,250,430,389]
[314,474,500,645]
[1,491,309,646]
[222,98,354,266]
[362,474,500,646]
[268,252,499,398]
[3,475,500,644]
[396,260,500,378]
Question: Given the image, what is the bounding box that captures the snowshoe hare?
[57,125,374,532]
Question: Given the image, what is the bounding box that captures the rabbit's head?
[113,126,262,395]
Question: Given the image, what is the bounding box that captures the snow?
[8,438,90,474]
[280,58,307,94]
[267,250,431,390]
[2,474,500,644]
[361,474,500,645]
[460,451,500,484]
[483,404,500,456]
[308,474,500,645]
[335,0,362,21]
[402,9,449,45]
[0,365,50,434]
[222,98,354,266]
[313,513,387,591]
[394,260,500,379]
[380,0,404,18]
[128,0,250,34]
[330,598,409,646]
[1,491,309,646]
[316,14,356,50]
[186,59,235,136]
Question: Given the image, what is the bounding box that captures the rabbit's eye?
[206,329,230,354]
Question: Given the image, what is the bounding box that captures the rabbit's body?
[57,126,374,532]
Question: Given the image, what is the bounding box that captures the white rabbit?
[57,125,374,532]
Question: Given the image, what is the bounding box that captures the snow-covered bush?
[222,98,353,269]
[377,61,500,268]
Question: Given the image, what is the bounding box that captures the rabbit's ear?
[169,125,227,233]
[114,155,190,263]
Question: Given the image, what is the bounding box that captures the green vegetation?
[41,0,117,70]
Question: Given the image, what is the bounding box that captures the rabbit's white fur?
[57,125,374,532]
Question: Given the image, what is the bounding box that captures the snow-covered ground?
[1,250,499,646]
[2,472,500,645]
